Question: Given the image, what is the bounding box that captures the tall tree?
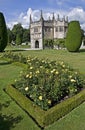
[7,28,13,44]
[22,28,30,43]
[0,12,7,51]
[12,23,23,44]
[16,34,22,45]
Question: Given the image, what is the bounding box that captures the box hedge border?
[5,85,85,128]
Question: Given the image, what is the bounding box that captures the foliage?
[2,51,27,63]
[65,21,82,52]
[6,85,45,128]
[16,34,22,45]
[7,28,13,44]
[54,39,65,49]
[0,12,8,52]
[44,39,54,49]
[2,51,85,109]
[1,50,85,129]
[22,28,30,43]
[44,89,85,127]
[6,84,85,128]
[7,24,30,45]
[7,53,84,110]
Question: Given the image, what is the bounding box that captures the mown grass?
[6,46,85,75]
[0,63,40,130]
[0,46,85,130]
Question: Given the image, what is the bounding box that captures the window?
[59,26,63,32]
[45,28,47,32]
[34,28,38,32]
[48,28,50,32]
[56,27,58,32]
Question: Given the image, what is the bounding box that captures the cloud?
[68,7,85,28]
[7,7,85,30]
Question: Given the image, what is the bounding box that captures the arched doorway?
[35,40,39,48]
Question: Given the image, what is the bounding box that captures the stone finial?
[66,16,68,22]
[57,14,59,21]
[63,15,65,21]
[30,14,32,23]
[52,12,55,20]
[40,10,43,21]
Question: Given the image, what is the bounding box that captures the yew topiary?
[0,12,8,52]
[65,21,82,52]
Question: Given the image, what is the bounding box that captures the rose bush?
[13,55,85,110]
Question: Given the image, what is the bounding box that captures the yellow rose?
[55,71,59,75]
[30,67,33,69]
[26,74,29,78]
[36,70,40,74]
[25,87,29,91]
[29,75,32,78]
[48,100,51,104]
[71,79,76,82]
[39,96,42,100]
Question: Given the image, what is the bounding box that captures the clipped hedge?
[44,89,85,126]
[5,85,46,127]
[65,21,82,52]
[5,85,85,128]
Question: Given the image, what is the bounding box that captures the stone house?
[30,10,68,49]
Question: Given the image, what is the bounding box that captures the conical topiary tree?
[0,12,8,52]
[65,21,82,52]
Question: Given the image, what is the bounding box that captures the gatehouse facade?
[30,10,68,49]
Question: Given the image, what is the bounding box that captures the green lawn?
[0,64,40,130]
[0,47,85,130]
[6,47,85,75]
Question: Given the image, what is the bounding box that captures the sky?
[0,0,85,30]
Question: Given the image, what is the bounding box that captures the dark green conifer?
[65,21,82,52]
[0,12,7,52]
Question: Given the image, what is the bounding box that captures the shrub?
[2,52,85,110]
[2,51,27,63]
[14,56,85,110]
[65,21,82,52]
[5,85,46,127]
[0,12,8,52]
[5,85,85,128]
[44,39,54,49]
[54,39,65,49]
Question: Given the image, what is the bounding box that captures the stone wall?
[30,11,68,49]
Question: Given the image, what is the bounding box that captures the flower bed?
[3,52,85,127]
[13,55,85,110]
[5,85,85,128]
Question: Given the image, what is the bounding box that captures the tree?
[12,23,23,44]
[16,34,22,45]
[22,28,30,43]
[0,12,7,52]
[7,28,13,44]
[65,21,82,52]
